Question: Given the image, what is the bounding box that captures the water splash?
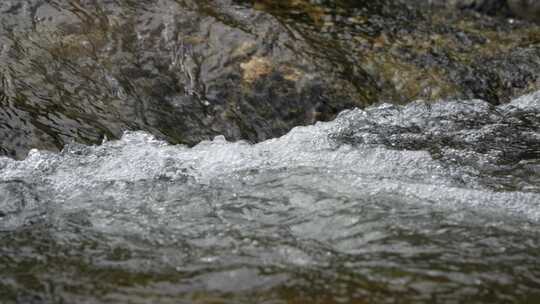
[1,92,539,302]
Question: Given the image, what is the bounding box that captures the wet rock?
[453,0,511,16]
[508,0,540,22]
[417,0,540,22]
[1,0,540,158]
[254,0,540,102]
[0,0,378,159]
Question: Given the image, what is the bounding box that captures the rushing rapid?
[1,92,539,303]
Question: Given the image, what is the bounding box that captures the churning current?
[1,92,539,303]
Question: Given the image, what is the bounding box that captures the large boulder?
[0,0,379,159]
[1,0,540,159]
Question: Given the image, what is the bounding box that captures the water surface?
[1,92,539,303]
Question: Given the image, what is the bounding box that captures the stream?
[1,93,539,303]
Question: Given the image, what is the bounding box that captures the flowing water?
[1,92,539,303]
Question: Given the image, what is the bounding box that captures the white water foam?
[1,92,539,232]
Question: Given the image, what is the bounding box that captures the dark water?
[1,94,540,303]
